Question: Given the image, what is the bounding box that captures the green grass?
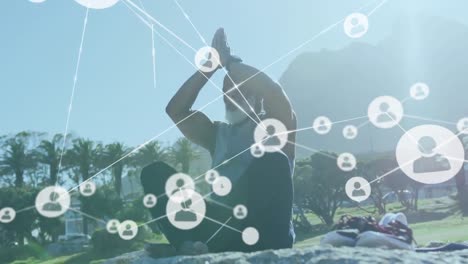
[9,197,468,263]
[295,196,468,248]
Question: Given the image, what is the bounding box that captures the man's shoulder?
[213,121,229,129]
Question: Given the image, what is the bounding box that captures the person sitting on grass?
[141,28,297,255]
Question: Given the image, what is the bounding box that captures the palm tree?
[0,132,35,187]
[66,138,102,182]
[104,142,129,197]
[34,134,64,185]
[66,138,103,235]
[131,141,168,168]
[170,138,200,173]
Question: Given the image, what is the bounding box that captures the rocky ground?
[103,246,468,264]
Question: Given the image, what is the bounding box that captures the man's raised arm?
[165,68,217,153]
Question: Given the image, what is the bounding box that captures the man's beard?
[225,96,256,125]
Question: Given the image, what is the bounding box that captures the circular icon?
[345,177,371,202]
[75,0,119,9]
[143,194,157,208]
[212,176,232,197]
[165,173,195,203]
[195,46,220,73]
[457,118,468,135]
[29,0,47,3]
[233,205,248,220]
[118,220,138,240]
[254,119,288,152]
[0,207,16,224]
[79,181,96,197]
[106,219,120,234]
[242,227,259,245]
[36,186,70,218]
[344,13,369,39]
[337,153,357,172]
[410,82,430,100]
[250,143,265,158]
[313,116,332,135]
[205,169,219,185]
[368,96,404,129]
[343,125,358,140]
[396,125,465,184]
[166,190,206,230]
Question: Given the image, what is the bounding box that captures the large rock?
[103,246,468,264]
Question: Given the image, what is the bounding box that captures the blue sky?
[1,0,468,147]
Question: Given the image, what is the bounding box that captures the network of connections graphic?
[2,0,468,248]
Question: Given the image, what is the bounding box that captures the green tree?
[66,138,103,235]
[0,186,38,246]
[169,138,200,173]
[0,132,36,187]
[294,152,347,225]
[104,142,129,197]
[34,134,65,185]
[131,141,168,168]
[359,158,394,215]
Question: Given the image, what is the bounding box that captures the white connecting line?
[228,0,389,94]
[15,0,392,226]
[123,0,265,131]
[404,114,459,126]
[171,0,265,128]
[68,207,107,225]
[96,0,388,199]
[289,140,337,160]
[362,127,468,188]
[206,216,233,244]
[136,0,157,91]
[125,0,266,130]
[56,6,90,183]
[278,115,369,135]
[173,0,206,44]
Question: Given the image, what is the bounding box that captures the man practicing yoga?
[141,28,297,254]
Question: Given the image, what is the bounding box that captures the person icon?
[1,210,11,221]
[236,207,245,218]
[351,182,366,197]
[171,179,185,196]
[195,46,220,73]
[174,199,197,222]
[341,156,353,168]
[346,128,355,137]
[463,120,468,131]
[42,191,62,212]
[83,183,92,194]
[122,224,134,237]
[254,145,263,155]
[203,52,213,68]
[145,196,155,206]
[415,85,426,98]
[413,136,451,173]
[350,17,365,36]
[376,102,397,123]
[262,125,281,146]
[317,120,328,131]
[208,172,216,182]
[109,221,118,232]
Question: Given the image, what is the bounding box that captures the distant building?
[62,195,83,240]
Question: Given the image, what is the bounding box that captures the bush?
[90,226,151,258]
[0,243,46,263]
